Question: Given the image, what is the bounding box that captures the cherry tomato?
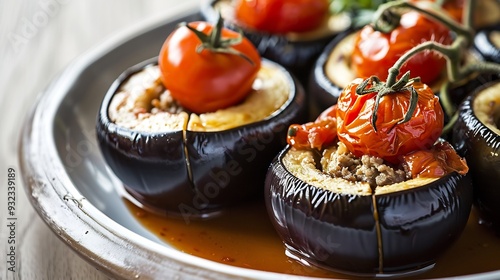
[287,105,337,150]
[402,141,468,179]
[336,78,444,164]
[158,21,261,114]
[234,0,330,34]
[351,11,453,85]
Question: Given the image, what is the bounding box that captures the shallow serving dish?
[18,2,500,280]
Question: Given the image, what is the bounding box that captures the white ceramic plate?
[18,2,500,280]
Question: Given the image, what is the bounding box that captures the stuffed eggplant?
[265,75,472,275]
[200,0,352,83]
[452,81,500,232]
[309,10,482,115]
[96,19,306,219]
[474,0,500,29]
[473,24,500,64]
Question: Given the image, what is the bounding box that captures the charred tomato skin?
[452,81,500,230]
[309,28,486,118]
[307,30,352,114]
[265,146,473,275]
[97,58,307,218]
[200,0,351,84]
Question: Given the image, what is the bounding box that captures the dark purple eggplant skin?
[265,145,473,275]
[308,30,353,114]
[199,0,350,85]
[452,81,500,231]
[97,58,307,218]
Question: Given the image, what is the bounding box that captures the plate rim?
[17,1,500,280]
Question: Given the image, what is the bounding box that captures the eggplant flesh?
[452,81,500,231]
[265,145,472,275]
[200,0,351,84]
[309,30,484,117]
[97,58,307,219]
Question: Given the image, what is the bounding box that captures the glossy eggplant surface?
[308,29,485,117]
[200,0,351,84]
[265,146,473,275]
[452,81,500,231]
[97,58,307,219]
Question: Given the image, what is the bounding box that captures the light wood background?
[0,1,197,279]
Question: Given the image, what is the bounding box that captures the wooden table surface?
[0,1,197,279]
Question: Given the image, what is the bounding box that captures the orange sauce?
[125,199,500,279]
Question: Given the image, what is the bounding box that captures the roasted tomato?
[234,0,330,34]
[97,58,307,218]
[402,140,468,178]
[336,77,444,164]
[158,21,261,114]
[453,81,500,231]
[351,11,453,85]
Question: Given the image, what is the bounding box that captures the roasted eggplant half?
[265,142,473,275]
[452,81,500,232]
[308,30,355,113]
[200,0,352,84]
[471,25,500,83]
[97,58,306,219]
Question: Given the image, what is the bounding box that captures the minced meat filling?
[321,142,409,189]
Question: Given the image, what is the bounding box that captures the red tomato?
[234,0,330,34]
[336,78,444,164]
[402,141,468,179]
[351,11,453,85]
[287,105,337,150]
[158,21,261,114]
